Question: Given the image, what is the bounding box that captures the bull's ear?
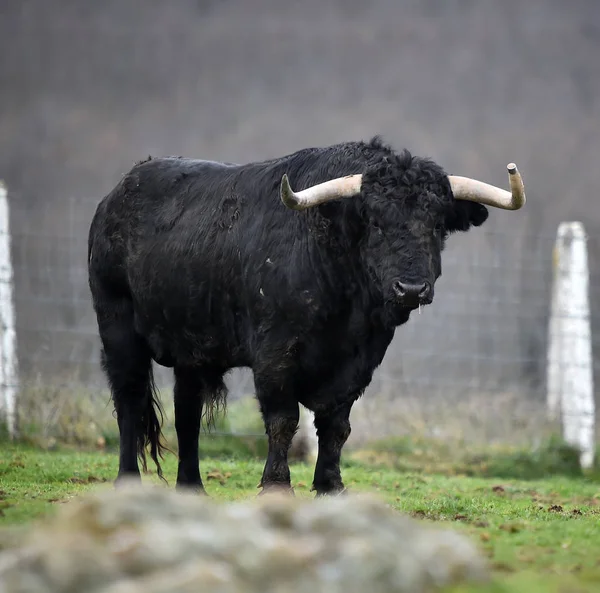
[446,201,488,233]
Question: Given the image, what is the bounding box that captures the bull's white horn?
[448,163,526,210]
[280,174,363,210]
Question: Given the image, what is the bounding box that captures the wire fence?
[4,191,599,450]
[2,0,600,453]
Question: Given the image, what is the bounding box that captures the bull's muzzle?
[392,280,432,308]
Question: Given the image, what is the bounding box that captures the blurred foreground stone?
[0,484,488,593]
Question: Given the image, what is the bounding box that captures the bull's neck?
[301,204,384,315]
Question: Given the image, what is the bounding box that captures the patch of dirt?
[410,510,427,520]
[570,495,600,507]
[206,470,232,485]
[499,522,524,533]
[491,561,516,573]
[67,475,107,485]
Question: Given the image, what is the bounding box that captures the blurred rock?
[0,484,488,593]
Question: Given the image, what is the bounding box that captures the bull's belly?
[134,314,244,370]
[132,304,391,403]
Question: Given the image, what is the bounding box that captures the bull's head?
[279,154,525,320]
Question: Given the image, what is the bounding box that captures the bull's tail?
[138,367,172,482]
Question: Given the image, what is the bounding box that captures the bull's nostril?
[393,281,406,297]
[419,282,430,298]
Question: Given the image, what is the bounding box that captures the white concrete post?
[291,405,318,465]
[0,181,18,439]
[546,222,595,469]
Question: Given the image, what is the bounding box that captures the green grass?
[1,439,600,592]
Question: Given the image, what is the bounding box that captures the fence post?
[289,406,318,465]
[546,221,595,469]
[0,181,18,439]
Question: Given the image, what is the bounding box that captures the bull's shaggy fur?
[87,137,488,493]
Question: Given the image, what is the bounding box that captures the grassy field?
[1,437,600,593]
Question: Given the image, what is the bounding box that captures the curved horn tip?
[507,162,526,210]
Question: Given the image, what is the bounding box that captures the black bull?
[87,137,525,495]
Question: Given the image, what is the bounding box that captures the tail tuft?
[138,368,172,482]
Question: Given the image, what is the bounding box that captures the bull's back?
[88,156,254,366]
[89,156,241,275]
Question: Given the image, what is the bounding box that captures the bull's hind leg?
[173,366,226,493]
[96,298,167,485]
[255,378,300,494]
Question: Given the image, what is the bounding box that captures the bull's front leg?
[312,402,353,496]
[255,387,300,495]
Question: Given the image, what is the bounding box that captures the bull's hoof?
[114,474,142,489]
[176,483,209,496]
[257,483,295,497]
[313,486,348,497]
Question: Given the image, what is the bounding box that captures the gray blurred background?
[1,0,599,445]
